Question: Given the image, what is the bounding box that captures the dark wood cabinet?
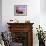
[7,23,34,46]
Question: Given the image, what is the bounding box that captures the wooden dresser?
[7,23,34,46]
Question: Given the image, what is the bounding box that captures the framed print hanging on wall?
[14,5,27,16]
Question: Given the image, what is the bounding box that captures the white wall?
[2,0,40,30]
[40,0,46,31]
[40,0,46,13]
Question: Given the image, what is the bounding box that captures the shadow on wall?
[0,0,2,32]
[40,0,46,13]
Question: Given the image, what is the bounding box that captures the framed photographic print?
[14,5,27,16]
